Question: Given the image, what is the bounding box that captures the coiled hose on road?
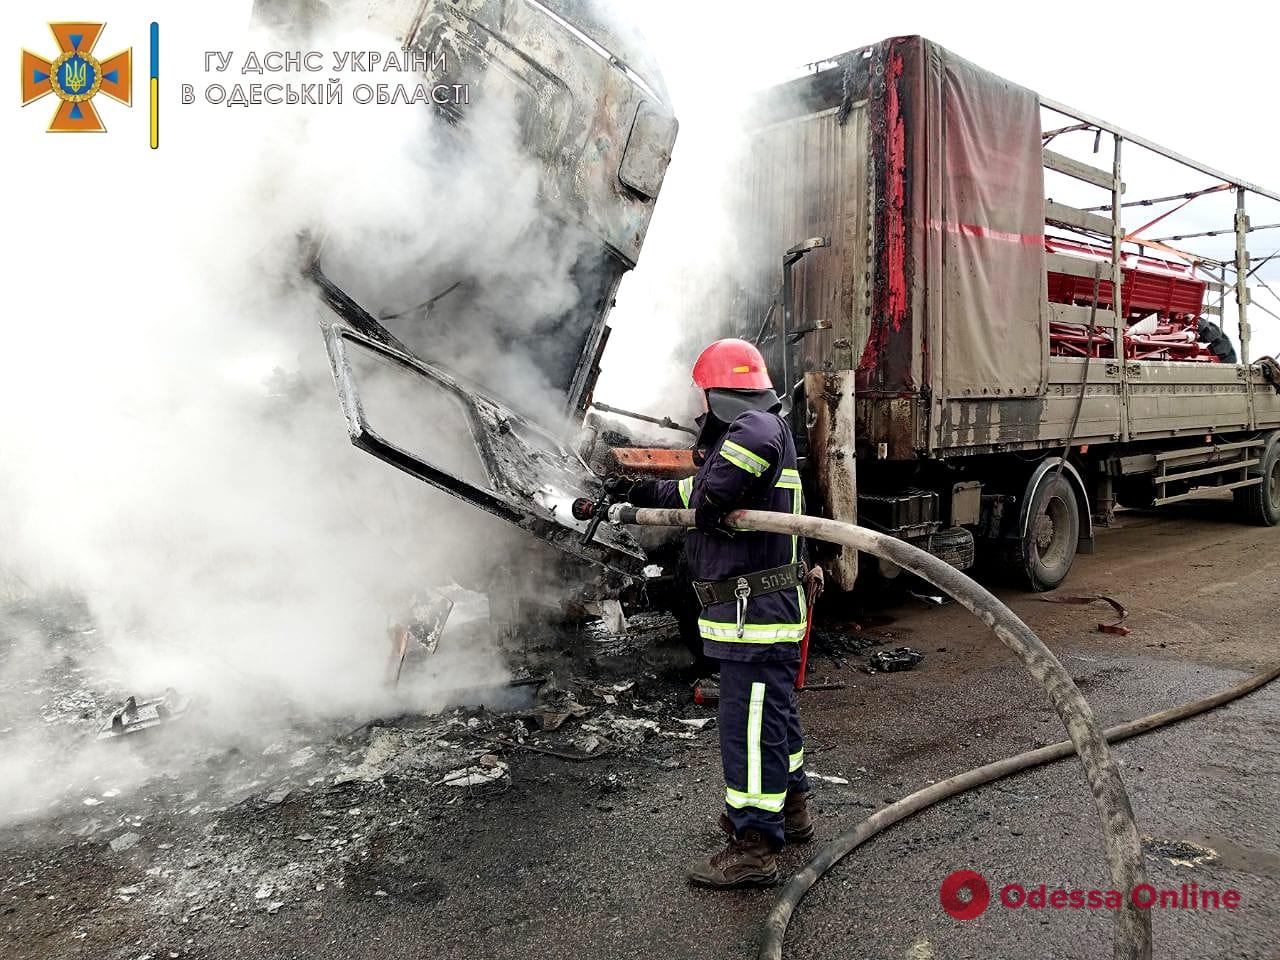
[611,505,1154,960]
[758,661,1280,960]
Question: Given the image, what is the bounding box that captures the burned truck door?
[319,277,647,576]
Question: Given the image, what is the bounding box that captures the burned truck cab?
[280,0,679,590]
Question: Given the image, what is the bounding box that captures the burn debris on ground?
[865,647,924,673]
[1142,836,1219,867]
[811,629,881,657]
[0,597,728,948]
[386,590,456,686]
[97,689,193,740]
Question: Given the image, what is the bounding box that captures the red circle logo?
[940,869,991,920]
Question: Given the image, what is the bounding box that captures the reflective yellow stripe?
[723,440,770,470]
[698,619,806,643]
[788,749,804,773]
[719,447,764,477]
[746,682,765,795]
[695,459,806,643]
[725,787,786,813]
[677,476,693,508]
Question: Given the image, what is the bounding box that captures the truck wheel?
[1001,472,1080,591]
[1234,433,1280,526]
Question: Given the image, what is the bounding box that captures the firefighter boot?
[686,815,779,888]
[784,789,815,844]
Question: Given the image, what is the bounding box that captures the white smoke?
[0,6,589,822]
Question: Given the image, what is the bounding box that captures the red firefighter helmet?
[691,338,773,391]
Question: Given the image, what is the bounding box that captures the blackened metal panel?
[735,103,872,390]
[323,322,648,574]
[258,0,677,421]
[407,0,676,416]
[619,102,677,199]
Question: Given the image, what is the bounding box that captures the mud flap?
[316,267,647,577]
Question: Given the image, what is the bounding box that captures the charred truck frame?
[302,4,1280,612]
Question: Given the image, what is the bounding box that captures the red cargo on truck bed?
[1046,238,1215,362]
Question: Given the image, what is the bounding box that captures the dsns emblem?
[21,22,131,132]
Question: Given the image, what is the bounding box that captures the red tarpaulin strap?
[1124,183,1231,243]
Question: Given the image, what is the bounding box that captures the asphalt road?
[4,499,1279,960]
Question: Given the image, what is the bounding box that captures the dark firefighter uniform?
[629,406,810,847]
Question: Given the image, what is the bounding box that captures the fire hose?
[606,504,1153,960]
[758,660,1280,960]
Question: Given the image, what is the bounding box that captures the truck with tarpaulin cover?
[299,4,1280,606]
[730,35,1280,591]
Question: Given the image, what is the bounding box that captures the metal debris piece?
[580,714,660,748]
[583,598,627,635]
[1141,835,1218,867]
[865,647,924,673]
[263,787,292,806]
[439,756,509,788]
[406,591,454,654]
[673,718,712,731]
[531,674,592,731]
[1039,593,1131,636]
[808,773,851,785]
[97,689,191,740]
[602,716,660,735]
[531,701,589,732]
[472,732,611,761]
[109,832,141,853]
[386,590,455,687]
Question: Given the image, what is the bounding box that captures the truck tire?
[1000,472,1080,591]
[1234,432,1280,526]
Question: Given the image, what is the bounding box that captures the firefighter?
[607,338,814,887]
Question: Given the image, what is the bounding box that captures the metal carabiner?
[734,577,751,639]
